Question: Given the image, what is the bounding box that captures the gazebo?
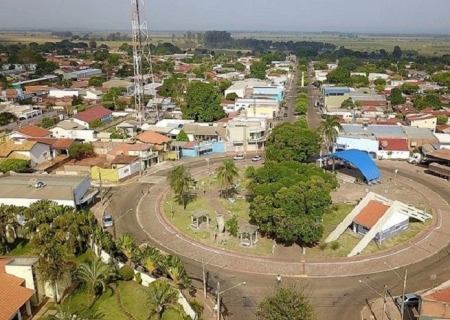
[190,210,210,229]
[238,224,259,247]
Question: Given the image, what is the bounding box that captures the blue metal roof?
[329,149,381,182]
[323,87,350,95]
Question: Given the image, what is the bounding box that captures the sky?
[1,0,450,34]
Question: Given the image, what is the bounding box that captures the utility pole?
[98,170,103,202]
[401,269,408,320]
[216,281,220,320]
[382,285,387,320]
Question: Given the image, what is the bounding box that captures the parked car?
[233,154,245,160]
[34,181,46,188]
[103,214,114,228]
[395,293,419,308]
[252,155,262,162]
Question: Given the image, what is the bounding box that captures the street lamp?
[359,280,387,320]
[216,281,246,320]
[384,261,407,320]
[202,253,219,299]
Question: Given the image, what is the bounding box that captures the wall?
[117,161,140,180]
[44,271,72,302]
[5,264,44,306]
[49,89,79,98]
[91,167,119,182]
[72,118,89,129]
[376,219,408,242]
[50,128,96,141]
[377,150,410,160]
[336,137,379,154]
[0,198,75,208]
[410,119,437,132]
[212,141,225,153]
[181,148,198,158]
[420,299,450,319]
[73,175,91,205]
[29,143,52,167]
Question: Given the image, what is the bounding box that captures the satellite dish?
[381,140,388,148]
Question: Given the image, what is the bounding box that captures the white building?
[224,79,268,98]
[49,120,97,141]
[49,88,79,98]
[84,88,103,100]
[335,136,379,157]
[225,117,269,152]
[0,174,94,208]
[230,98,280,119]
[314,70,329,82]
[368,73,390,81]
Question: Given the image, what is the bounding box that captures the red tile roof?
[425,287,450,302]
[353,200,390,228]
[26,137,75,149]
[379,138,409,151]
[0,257,35,320]
[136,130,170,145]
[16,125,51,137]
[73,105,112,124]
[107,143,151,157]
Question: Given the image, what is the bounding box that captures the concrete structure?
[49,88,80,98]
[406,113,437,132]
[335,136,379,158]
[420,279,450,319]
[321,87,351,109]
[225,117,269,152]
[378,138,410,160]
[224,79,268,98]
[49,120,97,141]
[230,98,280,119]
[0,174,93,208]
[0,140,52,167]
[368,73,390,81]
[250,86,285,102]
[63,68,102,80]
[1,104,42,121]
[72,105,113,129]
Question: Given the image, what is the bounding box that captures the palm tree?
[116,233,137,264]
[318,115,343,153]
[77,259,114,300]
[137,245,162,276]
[146,280,182,320]
[216,159,239,197]
[0,204,23,253]
[161,255,192,291]
[167,165,194,209]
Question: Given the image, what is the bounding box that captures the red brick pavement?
[134,160,450,278]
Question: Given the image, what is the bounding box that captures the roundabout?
[135,159,450,278]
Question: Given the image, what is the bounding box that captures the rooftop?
[16,125,51,138]
[136,130,171,144]
[353,200,390,228]
[379,138,409,151]
[73,105,112,124]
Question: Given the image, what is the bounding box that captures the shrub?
[134,272,142,284]
[189,298,204,316]
[318,242,328,251]
[331,241,340,250]
[118,265,134,281]
[225,216,238,237]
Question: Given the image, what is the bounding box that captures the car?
[102,214,114,228]
[233,154,245,160]
[34,181,46,188]
[252,155,262,162]
[395,293,419,308]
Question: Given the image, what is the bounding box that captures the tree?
[116,233,137,264]
[413,93,442,110]
[77,259,114,300]
[136,245,162,276]
[225,92,238,101]
[0,204,23,253]
[318,116,343,152]
[388,88,406,106]
[392,45,403,59]
[248,162,338,244]
[93,49,109,61]
[215,159,239,196]
[0,159,29,173]
[218,80,232,94]
[256,286,316,320]
[250,60,267,80]
[39,117,57,129]
[167,165,193,209]
[34,61,59,77]
[88,76,105,87]
[69,142,94,160]
[42,304,104,320]
[340,98,355,109]
[401,83,419,95]
[326,66,350,85]
[437,115,448,125]
[146,280,182,320]
[265,123,321,163]
[0,111,17,126]
[184,81,225,122]
[176,130,189,142]
[71,95,83,106]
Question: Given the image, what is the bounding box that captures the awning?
[77,190,99,205]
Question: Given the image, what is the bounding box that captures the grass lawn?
[218,198,250,221]
[63,281,185,320]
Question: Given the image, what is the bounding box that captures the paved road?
[102,158,450,320]
[307,64,321,129]
[0,110,58,131]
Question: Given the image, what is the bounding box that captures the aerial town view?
[2,1,450,319]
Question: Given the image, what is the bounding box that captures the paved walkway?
[133,160,450,278]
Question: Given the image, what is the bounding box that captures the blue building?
[251,86,285,102]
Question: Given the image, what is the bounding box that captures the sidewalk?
[134,160,450,278]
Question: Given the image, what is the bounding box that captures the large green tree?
[388,88,406,106]
[326,66,350,85]
[183,81,225,122]
[167,165,194,209]
[176,130,189,142]
[248,161,338,244]
[0,159,29,173]
[250,60,267,80]
[265,123,321,163]
[69,142,94,160]
[413,93,442,110]
[76,259,114,300]
[256,286,316,320]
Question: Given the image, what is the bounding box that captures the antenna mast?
[130,0,156,125]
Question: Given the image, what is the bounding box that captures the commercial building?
[0,173,94,208]
[63,68,102,80]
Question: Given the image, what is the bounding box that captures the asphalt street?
[0,110,58,131]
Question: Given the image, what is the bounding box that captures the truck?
[407,153,423,164]
[427,162,450,180]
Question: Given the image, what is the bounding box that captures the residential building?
[136,130,171,162]
[368,73,389,81]
[9,125,51,140]
[107,142,158,168]
[0,140,52,167]
[419,280,450,319]
[224,79,268,99]
[72,105,113,129]
[1,104,42,121]
[84,88,103,101]
[48,88,80,98]
[405,113,437,132]
[49,120,97,141]
[0,173,93,208]
[225,117,269,152]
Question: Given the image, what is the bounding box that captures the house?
[405,113,437,132]
[232,98,280,119]
[107,142,159,168]
[419,279,450,319]
[0,140,52,167]
[9,125,51,140]
[72,105,113,129]
[0,257,36,320]
[48,88,80,98]
[84,88,103,101]
[378,138,410,160]
[136,130,171,162]
[49,120,97,141]
[116,120,139,137]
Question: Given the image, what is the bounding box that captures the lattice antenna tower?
[130,0,157,125]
